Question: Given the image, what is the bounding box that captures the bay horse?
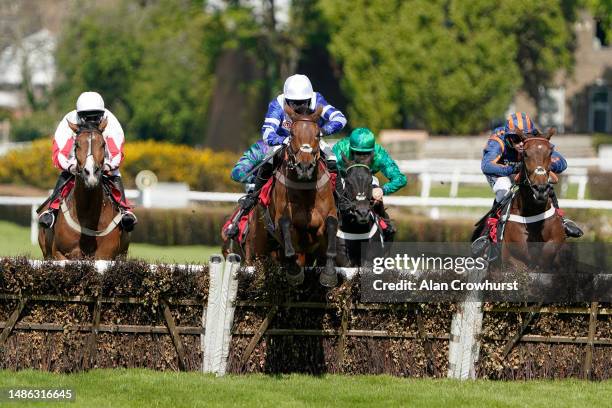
[500,128,566,269]
[38,118,129,259]
[335,153,386,267]
[241,105,338,287]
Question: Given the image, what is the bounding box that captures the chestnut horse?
[38,119,129,259]
[242,105,338,287]
[501,128,566,269]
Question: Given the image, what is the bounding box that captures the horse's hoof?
[286,266,304,286]
[319,269,338,288]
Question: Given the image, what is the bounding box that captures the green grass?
[0,220,220,263]
[0,369,609,408]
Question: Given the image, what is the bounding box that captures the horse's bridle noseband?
[73,128,105,172]
[518,137,553,194]
[285,118,321,169]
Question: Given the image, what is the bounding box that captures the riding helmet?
[349,128,376,153]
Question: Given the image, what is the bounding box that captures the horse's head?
[340,152,373,224]
[284,104,322,180]
[67,117,107,189]
[518,127,556,204]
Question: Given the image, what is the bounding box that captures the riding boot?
[225,161,274,239]
[380,211,396,242]
[550,190,583,238]
[38,171,72,229]
[471,199,498,256]
[109,175,137,232]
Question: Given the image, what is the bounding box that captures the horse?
[38,118,130,259]
[240,105,338,287]
[335,153,386,267]
[472,127,567,277]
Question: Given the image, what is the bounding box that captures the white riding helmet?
[283,74,314,101]
[76,91,105,113]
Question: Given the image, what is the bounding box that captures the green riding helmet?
[349,128,375,153]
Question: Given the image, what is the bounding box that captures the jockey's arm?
[550,150,567,174]
[261,100,285,146]
[52,113,77,171]
[102,111,125,171]
[481,138,514,177]
[377,146,407,195]
[316,94,347,136]
[231,141,268,183]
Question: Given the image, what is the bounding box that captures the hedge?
[0,139,240,192]
[1,204,610,246]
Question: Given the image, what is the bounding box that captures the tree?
[54,0,225,144]
[320,0,578,134]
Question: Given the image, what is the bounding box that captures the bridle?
[74,126,105,172]
[517,136,554,197]
[285,118,320,170]
[338,163,372,213]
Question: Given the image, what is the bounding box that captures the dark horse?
[239,105,338,287]
[335,153,386,267]
[501,128,566,268]
[38,118,129,259]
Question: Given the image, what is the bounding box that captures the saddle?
[38,175,129,214]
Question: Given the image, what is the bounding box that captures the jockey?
[472,112,582,252]
[37,91,137,231]
[225,74,346,239]
[230,139,272,191]
[333,127,407,239]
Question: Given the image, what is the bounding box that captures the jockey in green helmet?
[333,127,407,239]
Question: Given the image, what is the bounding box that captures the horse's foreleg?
[320,216,339,287]
[279,216,295,258]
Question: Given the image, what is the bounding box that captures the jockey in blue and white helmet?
[224,74,347,239]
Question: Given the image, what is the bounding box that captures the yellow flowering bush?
[0,138,239,191]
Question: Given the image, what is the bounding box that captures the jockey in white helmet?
[37,91,137,231]
[224,74,347,238]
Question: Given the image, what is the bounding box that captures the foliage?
[54,0,227,144]
[0,139,239,191]
[9,110,57,142]
[320,0,578,134]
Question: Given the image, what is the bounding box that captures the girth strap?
[336,223,379,240]
[507,206,556,224]
[60,201,123,237]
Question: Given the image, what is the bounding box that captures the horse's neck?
[513,185,550,216]
[72,178,107,228]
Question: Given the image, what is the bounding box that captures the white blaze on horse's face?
[299,144,313,153]
[534,166,547,176]
[83,135,99,188]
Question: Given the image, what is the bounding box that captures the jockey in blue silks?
[225,74,347,238]
[472,112,583,252]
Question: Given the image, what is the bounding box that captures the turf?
[0,220,220,263]
[0,369,609,408]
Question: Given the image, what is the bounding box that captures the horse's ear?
[99,116,108,132]
[284,103,297,121]
[67,120,79,133]
[516,128,526,142]
[545,127,555,140]
[311,104,323,121]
